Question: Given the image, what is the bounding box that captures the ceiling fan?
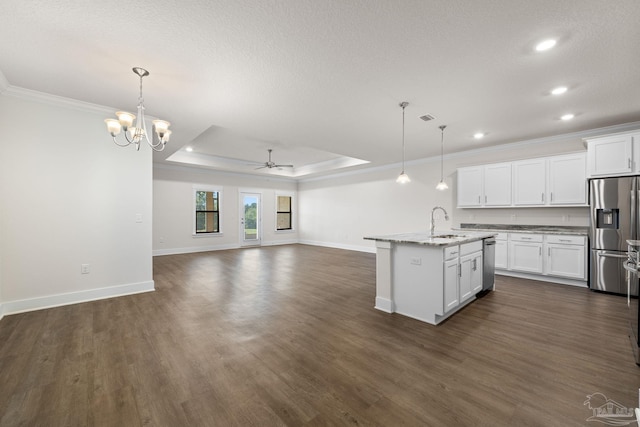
[252,149,294,170]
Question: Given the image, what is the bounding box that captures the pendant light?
[396,102,410,184]
[436,125,449,190]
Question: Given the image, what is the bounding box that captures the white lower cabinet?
[460,251,483,301]
[443,241,483,313]
[498,231,587,285]
[444,258,459,312]
[495,233,508,269]
[544,235,586,280]
[508,234,544,274]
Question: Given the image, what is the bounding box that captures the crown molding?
[299,120,640,183]
[2,85,115,115]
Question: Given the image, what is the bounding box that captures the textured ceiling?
[1,0,639,178]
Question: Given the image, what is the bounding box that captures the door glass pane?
[244,195,258,240]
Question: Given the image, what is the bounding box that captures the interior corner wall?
[298,133,591,253]
[0,93,154,317]
[153,166,298,255]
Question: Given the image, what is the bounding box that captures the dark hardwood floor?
[1,244,638,426]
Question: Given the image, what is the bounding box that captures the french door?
[240,192,261,246]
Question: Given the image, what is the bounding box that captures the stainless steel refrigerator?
[589,176,639,296]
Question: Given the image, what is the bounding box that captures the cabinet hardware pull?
[478,196,481,203]
[550,192,553,202]
[539,247,542,256]
[629,158,632,169]
[458,264,462,277]
[485,195,487,203]
[548,248,550,256]
[559,239,571,242]
[541,193,544,202]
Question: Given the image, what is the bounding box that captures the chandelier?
[104,67,171,151]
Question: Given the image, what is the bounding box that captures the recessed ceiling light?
[473,132,485,139]
[551,86,568,95]
[535,39,557,52]
[561,113,575,121]
[186,146,193,152]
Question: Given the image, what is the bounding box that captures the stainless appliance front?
[589,176,639,296]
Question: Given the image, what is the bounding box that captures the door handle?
[597,253,628,259]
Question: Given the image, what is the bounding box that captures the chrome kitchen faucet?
[430,206,449,236]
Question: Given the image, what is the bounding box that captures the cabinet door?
[459,254,474,302]
[457,167,483,207]
[471,252,484,294]
[548,153,587,205]
[483,163,512,206]
[545,243,586,280]
[509,241,543,273]
[587,135,633,177]
[444,259,459,312]
[495,240,508,269]
[512,159,546,205]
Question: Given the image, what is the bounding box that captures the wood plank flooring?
[1,244,639,426]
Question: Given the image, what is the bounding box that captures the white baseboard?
[153,243,240,256]
[298,239,376,253]
[0,280,155,318]
[496,270,588,287]
[153,239,302,256]
[375,297,394,313]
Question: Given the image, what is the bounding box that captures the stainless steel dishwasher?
[481,237,496,294]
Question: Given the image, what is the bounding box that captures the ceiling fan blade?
[254,165,268,170]
[275,164,294,168]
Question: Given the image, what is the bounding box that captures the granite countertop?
[458,223,589,236]
[363,230,497,247]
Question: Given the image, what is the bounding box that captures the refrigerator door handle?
[597,253,628,259]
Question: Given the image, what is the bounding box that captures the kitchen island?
[364,231,497,325]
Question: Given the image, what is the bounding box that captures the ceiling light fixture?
[104,67,171,151]
[436,125,449,191]
[551,86,568,95]
[561,113,575,121]
[396,102,410,184]
[473,132,485,139]
[535,39,557,51]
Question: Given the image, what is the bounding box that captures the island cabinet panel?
[444,258,459,312]
[392,244,447,321]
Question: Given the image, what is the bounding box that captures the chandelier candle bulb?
[104,119,122,136]
[115,111,135,129]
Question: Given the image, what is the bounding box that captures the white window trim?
[275,191,295,233]
[193,184,224,237]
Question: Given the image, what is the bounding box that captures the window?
[276,195,293,231]
[195,189,220,234]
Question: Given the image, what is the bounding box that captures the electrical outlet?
[159,237,165,243]
[135,214,143,223]
[410,257,422,265]
[81,264,90,274]
[510,214,517,222]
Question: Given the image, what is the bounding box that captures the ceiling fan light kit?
[105,67,171,152]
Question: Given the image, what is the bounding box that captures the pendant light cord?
[439,125,446,181]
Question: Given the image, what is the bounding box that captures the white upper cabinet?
[548,153,587,205]
[483,163,512,206]
[457,166,483,207]
[512,159,546,206]
[458,153,586,208]
[586,133,635,177]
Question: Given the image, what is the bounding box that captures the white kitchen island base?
[365,231,496,325]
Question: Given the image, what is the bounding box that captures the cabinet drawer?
[444,245,460,260]
[509,233,543,243]
[460,240,483,256]
[546,234,585,245]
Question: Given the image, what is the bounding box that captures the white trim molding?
[0,281,155,318]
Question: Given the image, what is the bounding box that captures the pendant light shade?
[396,102,410,184]
[436,125,449,191]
